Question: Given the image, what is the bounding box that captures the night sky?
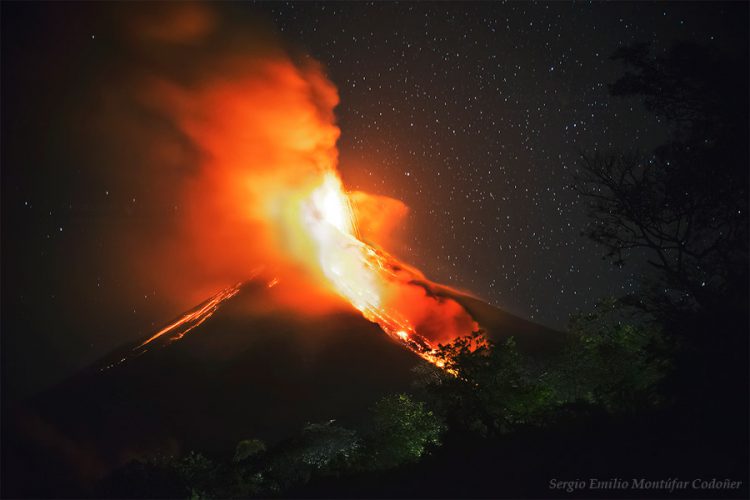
[2,1,747,396]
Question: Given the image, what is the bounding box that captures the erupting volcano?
[109,3,481,367]
[300,171,443,360]
[1,6,567,493]
[125,161,476,369]
[109,158,478,370]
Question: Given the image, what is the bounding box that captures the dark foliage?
[571,41,748,491]
[361,393,445,470]
[421,332,557,436]
[417,316,668,438]
[99,393,445,498]
[575,42,748,323]
[557,298,670,413]
[95,40,747,500]
[99,452,214,499]
[264,421,360,492]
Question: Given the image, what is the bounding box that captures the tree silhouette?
[364,394,445,470]
[575,42,748,323]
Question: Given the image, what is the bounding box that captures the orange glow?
[135,283,242,349]
[120,4,478,367]
[282,160,477,363]
[101,282,243,371]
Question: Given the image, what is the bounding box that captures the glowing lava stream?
[108,174,451,371]
[100,283,243,372]
[135,284,243,349]
[301,172,446,368]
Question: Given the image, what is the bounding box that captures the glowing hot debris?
[100,283,243,372]
[300,171,446,366]
[135,283,242,349]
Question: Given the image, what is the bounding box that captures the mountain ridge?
[7,276,564,494]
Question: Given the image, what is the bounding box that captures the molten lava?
[136,283,243,349]
[300,171,444,362]
[101,282,243,371]
[112,3,479,368]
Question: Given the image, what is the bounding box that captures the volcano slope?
[4,277,562,496]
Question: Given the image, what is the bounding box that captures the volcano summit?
[4,273,561,496]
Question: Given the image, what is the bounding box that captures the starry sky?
[260,1,742,322]
[2,1,747,396]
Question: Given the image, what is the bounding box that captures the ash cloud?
[86,2,349,307]
[2,2,479,398]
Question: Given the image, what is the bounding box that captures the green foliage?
[175,451,216,497]
[266,420,360,491]
[103,300,670,498]
[100,451,217,499]
[227,439,269,498]
[427,331,558,436]
[230,469,266,499]
[104,304,669,497]
[556,299,671,413]
[296,421,361,469]
[234,438,267,463]
[424,308,670,436]
[364,394,445,470]
[106,424,361,498]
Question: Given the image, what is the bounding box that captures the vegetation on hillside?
[98,40,746,499]
[100,307,669,498]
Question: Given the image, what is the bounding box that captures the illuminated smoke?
[103,3,478,361]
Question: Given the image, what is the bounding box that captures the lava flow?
[100,283,243,371]
[135,283,243,349]
[115,3,478,368]
[300,171,448,365]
